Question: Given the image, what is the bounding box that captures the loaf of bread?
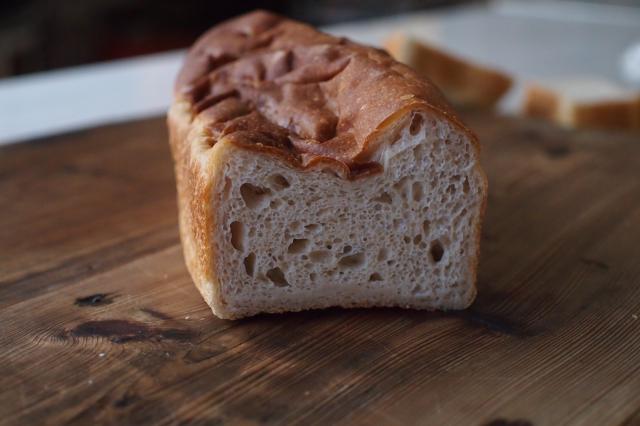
[168,11,488,319]
[384,33,512,109]
[522,77,640,130]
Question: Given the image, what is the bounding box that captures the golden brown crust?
[168,104,224,313]
[572,100,639,130]
[523,82,640,130]
[175,10,478,177]
[522,84,562,122]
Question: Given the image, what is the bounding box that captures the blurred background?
[1,0,639,143]
[1,0,638,78]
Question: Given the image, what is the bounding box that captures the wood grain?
[1,113,639,425]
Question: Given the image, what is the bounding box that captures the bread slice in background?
[384,32,513,109]
[169,11,488,319]
[522,77,640,130]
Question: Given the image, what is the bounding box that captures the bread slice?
[384,33,512,109]
[522,77,640,130]
[168,11,488,319]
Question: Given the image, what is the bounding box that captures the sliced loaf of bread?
[168,11,488,319]
[523,77,640,130]
[384,33,513,109]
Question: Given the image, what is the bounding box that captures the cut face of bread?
[168,11,487,319]
[384,33,513,109]
[170,103,485,319]
[523,77,640,130]
[214,112,482,317]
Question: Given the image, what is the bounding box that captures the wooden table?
[1,112,639,425]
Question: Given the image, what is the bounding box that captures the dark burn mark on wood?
[484,419,533,426]
[74,293,114,307]
[455,309,534,337]
[141,307,173,320]
[114,392,139,408]
[70,320,195,344]
[520,128,543,142]
[544,143,570,158]
[518,126,570,158]
[580,257,610,271]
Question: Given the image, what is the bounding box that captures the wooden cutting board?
[1,112,639,426]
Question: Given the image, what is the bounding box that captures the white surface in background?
[0,0,639,145]
[0,51,183,144]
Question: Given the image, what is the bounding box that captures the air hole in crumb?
[270,199,282,209]
[287,200,294,206]
[222,177,232,200]
[326,245,332,250]
[240,183,270,209]
[446,184,456,195]
[430,240,444,263]
[422,220,431,235]
[230,221,244,251]
[403,236,411,244]
[342,245,352,254]
[290,221,302,232]
[393,177,410,199]
[369,273,383,282]
[413,144,424,160]
[268,174,290,189]
[310,250,331,262]
[266,267,289,287]
[243,253,255,276]
[304,223,320,233]
[309,272,317,281]
[377,248,388,261]
[338,253,365,269]
[463,177,470,194]
[372,192,392,204]
[288,238,309,254]
[413,234,422,245]
[409,113,424,135]
[412,182,423,202]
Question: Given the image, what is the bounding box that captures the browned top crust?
[175,10,476,175]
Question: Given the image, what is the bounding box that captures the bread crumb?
[98,352,106,358]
